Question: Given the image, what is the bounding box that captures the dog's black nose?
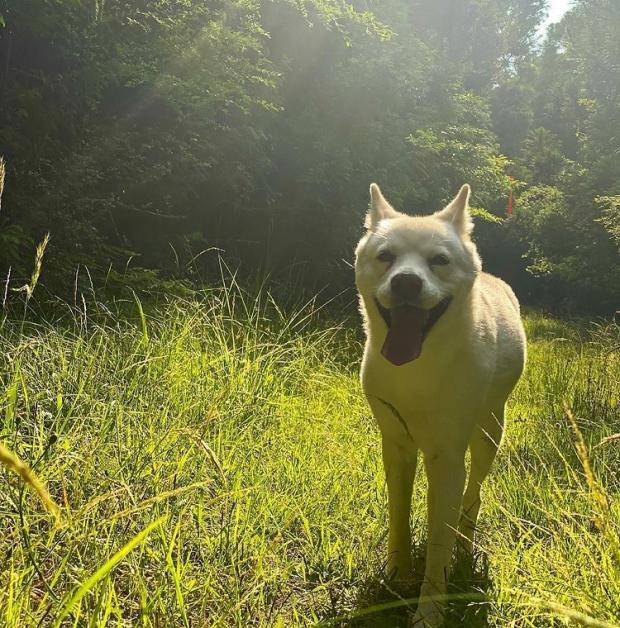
[391,272,422,300]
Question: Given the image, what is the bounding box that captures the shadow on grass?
[319,547,491,627]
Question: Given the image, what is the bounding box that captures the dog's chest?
[363,352,439,421]
[361,342,486,446]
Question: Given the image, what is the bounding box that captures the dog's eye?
[429,253,449,266]
[377,250,396,264]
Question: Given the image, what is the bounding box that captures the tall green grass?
[0,287,618,626]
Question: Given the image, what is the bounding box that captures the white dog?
[355,183,526,627]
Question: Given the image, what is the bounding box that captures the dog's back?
[471,271,526,384]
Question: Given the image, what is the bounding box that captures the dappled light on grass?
[0,293,618,626]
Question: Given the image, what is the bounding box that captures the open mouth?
[374,297,452,366]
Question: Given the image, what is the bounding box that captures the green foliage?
[597,195,620,251]
[508,185,570,276]
[0,296,618,625]
[506,184,619,309]
[406,92,509,210]
[491,0,620,310]
[0,0,618,311]
[0,1,524,285]
[517,127,569,185]
[0,223,32,270]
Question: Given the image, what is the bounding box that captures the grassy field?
[0,286,619,627]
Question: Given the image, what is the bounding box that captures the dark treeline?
[0,0,619,311]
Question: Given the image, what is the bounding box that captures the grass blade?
[52,515,166,625]
[132,290,149,345]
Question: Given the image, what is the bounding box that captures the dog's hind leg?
[458,404,505,555]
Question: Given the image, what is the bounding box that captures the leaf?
[470,207,504,224]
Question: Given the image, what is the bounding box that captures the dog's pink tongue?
[381,305,428,366]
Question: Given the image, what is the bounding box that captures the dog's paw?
[409,605,443,628]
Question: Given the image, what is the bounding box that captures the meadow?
[0,286,619,627]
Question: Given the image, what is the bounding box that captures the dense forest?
[0,0,619,311]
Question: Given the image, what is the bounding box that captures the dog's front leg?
[381,435,418,581]
[411,448,466,627]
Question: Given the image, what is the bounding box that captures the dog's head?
[355,183,482,365]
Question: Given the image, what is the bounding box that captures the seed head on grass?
[0,441,60,524]
[13,232,51,304]
[595,433,620,448]
[27,232,50,302]
[564,404,609,522]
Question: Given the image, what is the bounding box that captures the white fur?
[355,184,526,627]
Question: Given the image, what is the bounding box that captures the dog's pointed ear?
[366,183,399,230]
[435,184,473,236]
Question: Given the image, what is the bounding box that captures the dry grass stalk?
[0,441,60,522]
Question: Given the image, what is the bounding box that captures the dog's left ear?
[435,184,473,236]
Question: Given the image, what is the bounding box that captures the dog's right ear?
[365,183,399,230]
